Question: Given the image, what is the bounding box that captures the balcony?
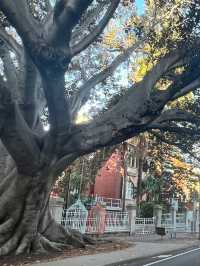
[95,196,122,211]
[127,166,137,176]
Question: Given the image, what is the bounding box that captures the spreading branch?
[71,0,120,56]
[41,73,71,133]
[0,40,19,100]
[153,109,200,125]
[0,26,22,58]
[0,1,39,48]
[71,0,109,44]
[0,80,40,175]
[171,77,200,100]
[56,49,193,168]
[48,0,94,47]
[147,122,200,136]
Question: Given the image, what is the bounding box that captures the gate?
[63,199,88,234]
[135,217,155,234]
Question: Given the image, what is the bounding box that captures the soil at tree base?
[0,240,132,266]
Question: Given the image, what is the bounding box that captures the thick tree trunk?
[0,146,93,256]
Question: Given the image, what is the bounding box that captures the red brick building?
[94,149,123,199]
[92,145,142,210]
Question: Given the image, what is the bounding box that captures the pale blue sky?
[135,0,145,15]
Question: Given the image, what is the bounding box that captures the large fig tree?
[0,0,200,255]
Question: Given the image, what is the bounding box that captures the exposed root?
[0,218,15,235]
[0,212,95,256]
[0,171,95,256]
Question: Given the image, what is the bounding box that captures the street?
[110,247,200,266]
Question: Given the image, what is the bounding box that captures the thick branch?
[55,50,191,169]
[0,27,22,58]
[71,0,109,45]
[0,77,41,175]
[71,0,120,56]
[48,0,94,47]
[0,1,39,47]
[0,41,19,101]
[147,122,200,136]
[0,103,41,176]
[42,72,70,132]
[171,77,200,100]
[154,109,200,125]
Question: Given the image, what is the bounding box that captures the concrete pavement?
[30,235,200,266]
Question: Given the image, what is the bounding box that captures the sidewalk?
[31,234,200,266]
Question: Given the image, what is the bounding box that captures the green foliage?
[140,201,154,218]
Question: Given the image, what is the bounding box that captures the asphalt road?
[110,247,200,266]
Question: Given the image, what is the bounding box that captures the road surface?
[110,247,200,266]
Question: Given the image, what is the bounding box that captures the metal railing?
[61,210,129,234]
[95,196,122,210]
[135,217,155,234]
[161,212,196,233]
[161,213,172,228]
[105,211,129,233]
[62,210,88,234]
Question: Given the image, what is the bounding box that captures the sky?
[135,0,145,15]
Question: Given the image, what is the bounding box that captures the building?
[92,142,147,211]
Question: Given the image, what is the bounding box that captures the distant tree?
[143,135,197,204]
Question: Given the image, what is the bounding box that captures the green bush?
[140,202,154,218]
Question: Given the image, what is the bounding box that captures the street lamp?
[191,168,200,240]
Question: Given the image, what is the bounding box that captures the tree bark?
[0,146,93,256]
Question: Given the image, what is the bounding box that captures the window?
[126,181,134,199]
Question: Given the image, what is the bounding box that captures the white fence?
[135,217,156,235]
[161,212,199,233]
[51,203,199,236]
[105,212,129,233]
[63,210,88,234]
[61,211,130,234]
[55,208,156,235]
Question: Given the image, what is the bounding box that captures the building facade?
[92,142,147,210]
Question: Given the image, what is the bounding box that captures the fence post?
[170,206,177,238]
[192,201,197,233]
[127,203,137,235]
[153,205,162,227]
[49,197,64,223]
[184,207,191,232]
